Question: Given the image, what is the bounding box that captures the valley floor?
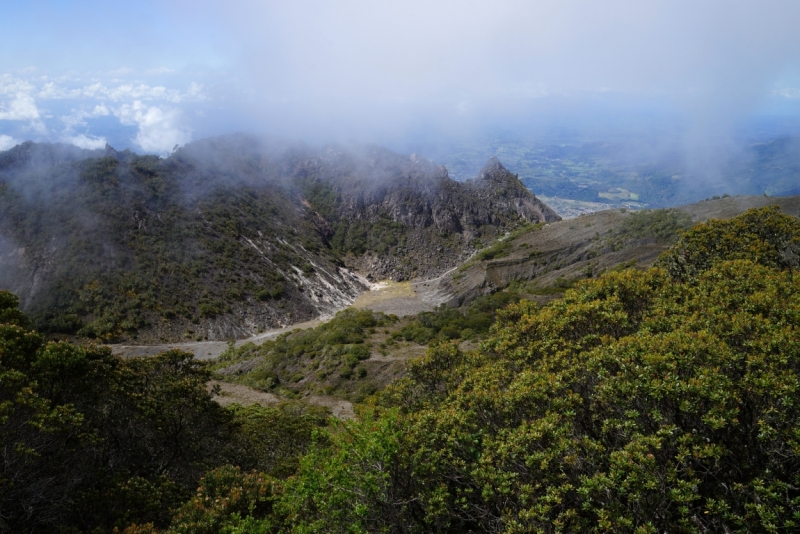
[110,277,452,417]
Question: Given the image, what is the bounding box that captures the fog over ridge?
[1,0,800,191]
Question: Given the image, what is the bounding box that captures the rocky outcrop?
[0,136,559,342]
[286,147,560,281]
[467,157,561,224]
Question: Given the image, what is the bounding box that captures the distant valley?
[410,134,800,212]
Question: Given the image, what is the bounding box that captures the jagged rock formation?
[0,135,557,343]
[471,157,561,223]
[293,148,560,280]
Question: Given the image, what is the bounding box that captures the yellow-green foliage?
[391,291,521,344]
[379,260,799,532]
[271,206,800,533]
[658,205,800,279]
[123,466,281,534]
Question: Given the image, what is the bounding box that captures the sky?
[2,0,800,155]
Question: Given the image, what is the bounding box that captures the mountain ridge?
[0,135,558,343]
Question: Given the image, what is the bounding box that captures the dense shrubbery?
[658,205,800,279]
[0,293,323,532]
[391,291,521,344]
[3,206,800,532]
[377,260,800,532]
[206,206,799,533]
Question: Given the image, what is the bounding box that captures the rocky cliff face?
[469,156,561,224]
[0,135,558,342]
[289,147,560,281]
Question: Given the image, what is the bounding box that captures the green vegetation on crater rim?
[3,206,800,532]
[0,137,558,343]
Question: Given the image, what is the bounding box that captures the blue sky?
[2,0,800,154]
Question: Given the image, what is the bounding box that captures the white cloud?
[0,74,46,132]
[0,69,207,150]
[0,92,41,121]
[6,72,206,113]
[92,103,110,116]
[60,103,111,129]
[146,67,175,75]
[0,74,36,96]
[0,134,19,151]
[107,67,134,76]
[116,100,191,153]
[773,88,800,99]
[187,82,204,99]
[39,81,82,99]
[62,133,107,149]
[82,82,185,103]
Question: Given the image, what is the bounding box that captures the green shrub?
[250,208,800,533]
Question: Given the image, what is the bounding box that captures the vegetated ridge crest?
[0,134,558,343]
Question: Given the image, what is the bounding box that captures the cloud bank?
[0,71,204,154]
[178,0,800,139]
[1,0,800,154]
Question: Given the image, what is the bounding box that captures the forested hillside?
[0,136,557,343]
[2,205,799,532]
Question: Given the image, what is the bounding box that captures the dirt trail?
[111,317,325,361]
[210,380,281,407]
[111,279,439,360]
[110,276,447,418]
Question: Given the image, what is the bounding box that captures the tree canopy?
[2,205,799,533]
[279,206,800,533]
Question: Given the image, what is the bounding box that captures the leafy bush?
[0,292,326,532]
[658,205,800,279]
[392,291,522,344]
[226,403,328,478]
[215,309,395,397]
[211,206,800,533]
[475,239,513,261]
[127,466,279,534]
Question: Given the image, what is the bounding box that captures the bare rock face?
[469,157,561,224]
[294,148,560,282]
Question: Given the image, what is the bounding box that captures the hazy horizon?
[3,0,800,190]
